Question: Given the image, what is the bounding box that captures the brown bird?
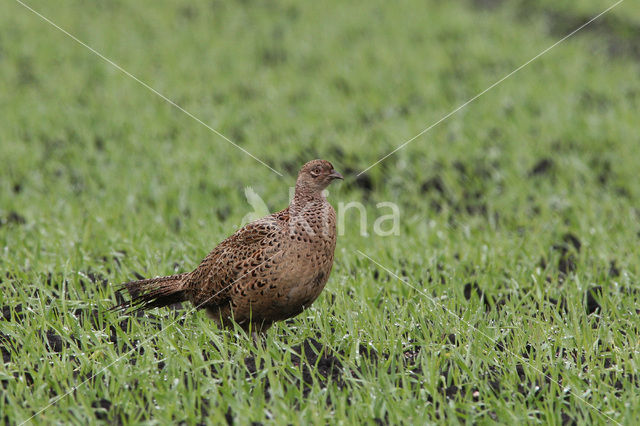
[116,159,343,335]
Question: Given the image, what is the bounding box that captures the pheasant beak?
[328,169,344,180]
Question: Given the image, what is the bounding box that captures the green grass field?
[2,0,640,423]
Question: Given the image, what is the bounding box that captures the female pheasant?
[116,159,343,334]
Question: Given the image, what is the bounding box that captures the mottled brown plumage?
[116,159,343,334]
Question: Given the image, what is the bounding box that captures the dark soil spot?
[74,308,102,329]
[1,332,14,363]
[528,158,554,176]
[449,158,501,218]
[43,272,71,299]
[561,233,581,252]
[561,412,575,425]
[216,206,230,222]
[426,263,447,285]
[0,211,26,227]
[242,337,353,397]
[178,5,197,21]
[18,371,34,387]
[353,173,373,193]
[447,334,456,345]
[37,327,81,353]
[543,8,640,61]
[452,161,467,176]
[463,281,492,310]
[260,45,287,67]
[608,260,620,278]
[463,281,482,300]
[421,176,447,195]
[198,397,211,418]
[70,304,166,354]
[558,255,576,275]
[590,157,612,185]
[538,257,547,269]
[91,398,112,421]
[333,76,352,95]
[1,304,24,322]
[100,249,126,272]
[421,176,452,212]
[225,407,234,425]
[44,331,64,353]
[281,160,299,175]
[622,286,640,296]
[94,136,105,151]
[585,286,602,315]
[290,338,344,390]
[78,270,109,292]
[87,271,109,287]
[403,346,421,368]
[341,166,374,194]
[373,415,390,425]
[546,296,568,313]
[172,217,182,233]
[327,145,345,160]
[553,233,581,274]
[462,191,488,216]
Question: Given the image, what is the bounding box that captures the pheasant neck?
[290,188,324,215]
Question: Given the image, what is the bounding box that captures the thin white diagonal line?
[15,0,283,177]
[357,0,624,177]
[356,250,620,425]
[19,249,283,425]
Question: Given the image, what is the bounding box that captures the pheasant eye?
[311,167,321,177]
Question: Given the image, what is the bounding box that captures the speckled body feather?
[117,160,343,334]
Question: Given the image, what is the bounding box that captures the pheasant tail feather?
[113,273,188,311]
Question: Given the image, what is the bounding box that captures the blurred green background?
[1,0,639,424]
